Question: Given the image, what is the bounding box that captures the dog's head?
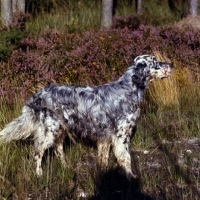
[132,55,172,88]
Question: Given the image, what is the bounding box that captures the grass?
[148,52,180,111]
[25,0,187,35]
[1,0,200,199]
[26,0,102,34]
[1,54,200,199]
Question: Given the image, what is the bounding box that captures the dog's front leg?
[54,141,66,167]
[97,140,111,169]
[112,133,137,179]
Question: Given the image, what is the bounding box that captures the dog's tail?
[0,106,35,142]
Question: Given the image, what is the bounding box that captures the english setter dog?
[0,55,172,178]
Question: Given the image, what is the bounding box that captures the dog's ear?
[132,62,147,88]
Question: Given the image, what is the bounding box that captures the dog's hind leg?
[33,127,56,176]
[112,133,137,179]
[97,140,111,169]
[54,129,66,167]
[33,146,45,176]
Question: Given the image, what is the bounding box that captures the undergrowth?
[1,0,200,199]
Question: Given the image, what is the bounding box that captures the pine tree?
[101,0,113,30]
[1,0,13,26]
[189,0,198,15]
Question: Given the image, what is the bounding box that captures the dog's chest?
[117,108,140,135]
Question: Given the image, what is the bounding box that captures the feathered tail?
[0,106,35,142]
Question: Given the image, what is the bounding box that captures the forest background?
[1,0,200,199]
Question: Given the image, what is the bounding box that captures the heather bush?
[1,23,200,105]
[159,26,200,63]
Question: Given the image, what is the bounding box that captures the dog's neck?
[117,66,148,104]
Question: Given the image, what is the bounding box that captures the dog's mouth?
[157,67,172,80]
[147,66,172,83]
[148,71,171,82]
[160,73,171,79]
[159,73,171,80]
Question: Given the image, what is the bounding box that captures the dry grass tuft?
[174,15,200,30]
[148,51,180,110]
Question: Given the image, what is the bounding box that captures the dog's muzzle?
[160,62,172,78]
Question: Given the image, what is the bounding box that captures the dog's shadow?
[89,168,154,200]
[73,149,154,200]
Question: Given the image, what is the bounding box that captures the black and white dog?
[0,55,172,178]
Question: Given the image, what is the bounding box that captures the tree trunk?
[101,0,113,30]
[189,0,198,15]
[12,0,25,13]
[1,0,13,26]
[137,0,142,14]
